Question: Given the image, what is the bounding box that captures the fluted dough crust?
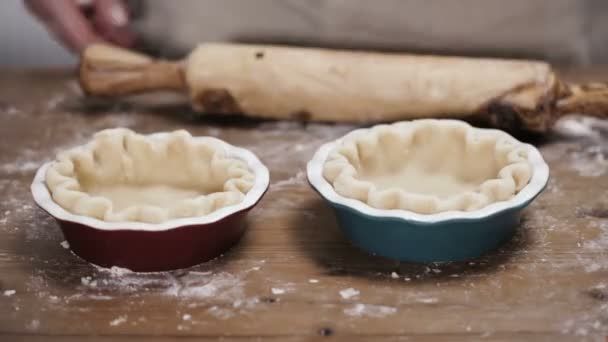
[45,129,255,223]
[323,120,532,214]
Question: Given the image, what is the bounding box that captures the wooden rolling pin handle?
[79,44,186,96]
[556,82,608,119]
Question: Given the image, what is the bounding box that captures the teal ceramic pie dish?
[307,120,550,262]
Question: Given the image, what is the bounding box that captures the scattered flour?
[0,144,75,177]
[80,276,91,285]
[205,127,221,137]
[0,110,139,177]
[0,148,49,175]
[46,93,67,110]
[60,241,69,249]
[168,272,243,299]
[109,315,128,326]
[270,282,297,295]
[96,112,137,129]
[51,260,266,317]
[390,272,399,279]
[570,145,608,177]
[26,319,40,331]
[95,265,133,277]
[554,117,601,139]
[576,221,608,273]
[339,288,360,299]
[582,261,602,273]
[308,279,319,284]
[343,304,397,318]
[3,290,16,297]
[269,171,307,190]
[249,122,355,173]
[0,210,9,225]
[561,302,608,337]
[1,106,19,116]
[0,161,41,174]
[88,295,112,300]
[81,276,98,287]
[207,305,235,320]
[65,80,83,95]
[25,264,269,324]
[417,297,439,304]
[554,117,608,177]
[271,288,286,295]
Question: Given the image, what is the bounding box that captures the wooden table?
[1,67,607,342]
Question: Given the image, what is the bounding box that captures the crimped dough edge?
[45,128,255,223]
[322,120,533,214]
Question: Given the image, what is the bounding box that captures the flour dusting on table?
[109,315,128,326]
[343,304,397,318]
[554,117,608,177]
[271,288,286,295]
[339,288,360,299]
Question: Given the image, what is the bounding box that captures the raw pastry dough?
[323,120,533,214]
[45,129,255,223]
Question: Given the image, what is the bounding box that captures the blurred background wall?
[1,0,606,67]
[135,0,604,65]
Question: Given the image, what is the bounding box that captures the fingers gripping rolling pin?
[80,44,608,133]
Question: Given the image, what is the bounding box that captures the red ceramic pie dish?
[31,137,269,272]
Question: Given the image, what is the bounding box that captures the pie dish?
[307,119,549,262]
[31,129,269,271]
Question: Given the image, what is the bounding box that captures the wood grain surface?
[0,68,607,341]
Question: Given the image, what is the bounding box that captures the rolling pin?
[80,43,608,133]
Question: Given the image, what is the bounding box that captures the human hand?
[24,0,136,54]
